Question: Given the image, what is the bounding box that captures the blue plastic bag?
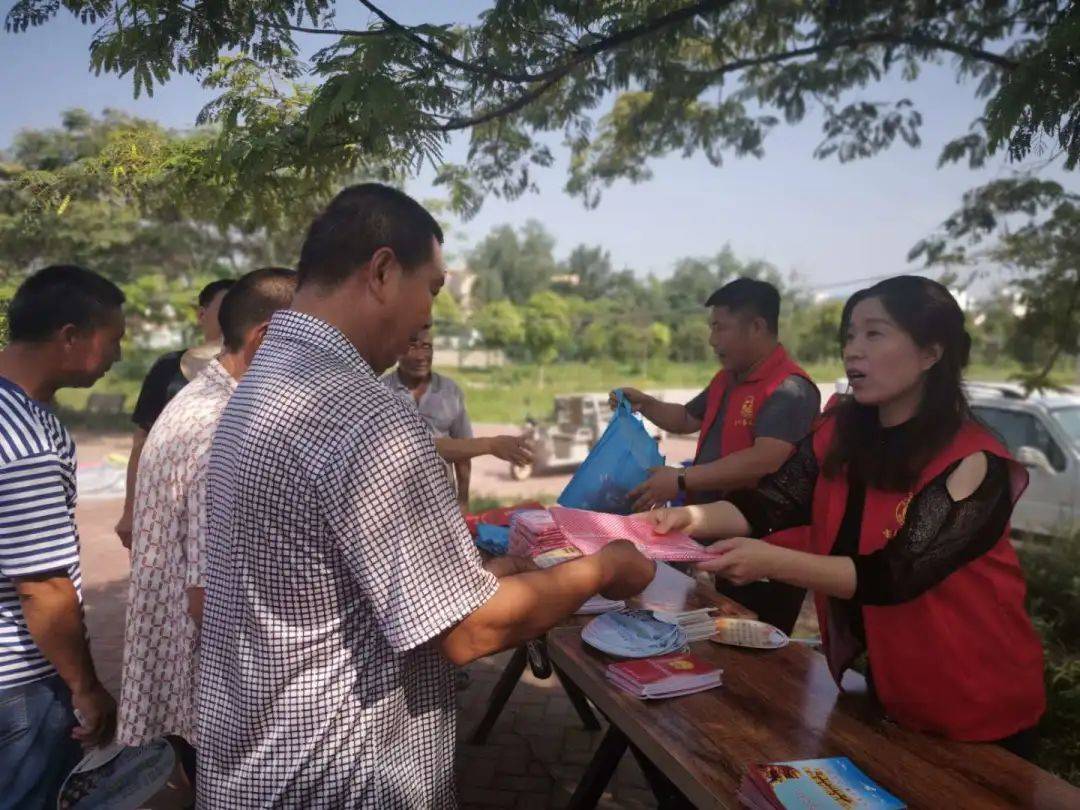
[558,390,665,514]
[475,523,510,556]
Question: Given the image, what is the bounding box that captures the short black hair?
[7,264,125,342]
[198,278,236,308]
[705,278,781,334]
[218,267,297,351]
[298,183,444,289]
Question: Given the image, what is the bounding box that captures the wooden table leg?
[554,664,601,731]
[468,646,528,744]
[566,726,629,810]
[629,743,694,808]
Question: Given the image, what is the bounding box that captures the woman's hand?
[630,506,695,535]
[695,537,779,585]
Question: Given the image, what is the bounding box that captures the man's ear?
[244,321,273,360]
[366,247,400,303]
[56,323,80,349]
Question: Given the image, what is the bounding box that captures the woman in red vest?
[640,276,1045,755]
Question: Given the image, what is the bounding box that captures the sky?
[0,2,1074,295]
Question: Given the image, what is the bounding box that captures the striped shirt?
[0,376,81,689]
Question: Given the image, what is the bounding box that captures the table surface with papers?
[548,564,1080,810]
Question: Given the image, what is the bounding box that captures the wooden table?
[549,625,1080,809]
[468,563,753,744]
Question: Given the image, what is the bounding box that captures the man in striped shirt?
[0,265,125,808]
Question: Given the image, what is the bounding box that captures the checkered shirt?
[196,311,499,808]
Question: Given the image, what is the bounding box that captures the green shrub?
[1018,533,1080,786]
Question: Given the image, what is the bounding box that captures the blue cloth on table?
[475,523,510,555]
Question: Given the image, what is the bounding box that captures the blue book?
[741,757,905,809]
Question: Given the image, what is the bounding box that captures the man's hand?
[114,509,133,550]
[695,537,777,585]
[483,555,538,578]
[629,466,681,511]
[488,435,534,466]
[71,681,117,747]
[609,387,650,412]
[596,539,656,600]
[631,506,697,536]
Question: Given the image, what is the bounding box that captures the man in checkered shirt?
[196,184,656,807]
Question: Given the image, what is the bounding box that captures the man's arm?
[613,387,702,435]
[115,427,148,549]
[435,436,532,466]
[454,459,471,509]
[320,417,654,666]
[15,573,116,745]
[683,437,796,493]
[690,376,819,493]
[439,541,655,665]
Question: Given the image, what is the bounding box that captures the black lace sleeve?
[726,434,819,537]
[853,453,1013,606]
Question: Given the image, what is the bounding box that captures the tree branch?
[357,0,740,84]
[427,24,1019,134]
[863,32,1018,70]
[432,71,571,131]
[354,0,540,82]
[176,2,391,40]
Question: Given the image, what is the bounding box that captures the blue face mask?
[581,609,687,658]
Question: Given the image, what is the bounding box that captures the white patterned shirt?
[196,311,499,808]
[118,359,236,745]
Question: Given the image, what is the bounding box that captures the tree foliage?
[6,1,1075,216]
[0,109,364,338]
[468,220,559,304]
[912,175,1080,389]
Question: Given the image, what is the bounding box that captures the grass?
[444,359,1044,424]
[54,355,1061,430]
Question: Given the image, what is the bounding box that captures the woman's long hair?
[822,276,973,492]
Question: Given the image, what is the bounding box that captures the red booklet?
[606,653,722,699]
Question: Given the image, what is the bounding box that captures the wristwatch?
[677,469,687,493]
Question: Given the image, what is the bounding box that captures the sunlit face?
[708,306,756,372]
[399,327,434,379]
[62,308,125,387]
[374,236,445,374]
[842,296,939,406]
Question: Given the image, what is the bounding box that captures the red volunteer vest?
[807,414,1045,741]
[695,344,811,461]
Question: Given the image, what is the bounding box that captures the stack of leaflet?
[549,506,721,563]
[650,608,721,643]
[533,546,625,615]
[606,653,723,700]
[581,610,687,658]
[508,509,568,557]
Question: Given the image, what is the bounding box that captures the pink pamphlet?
[548,506,722,563]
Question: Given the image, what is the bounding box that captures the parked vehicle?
[966,383,1080,537]
[832,379,1080,537]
